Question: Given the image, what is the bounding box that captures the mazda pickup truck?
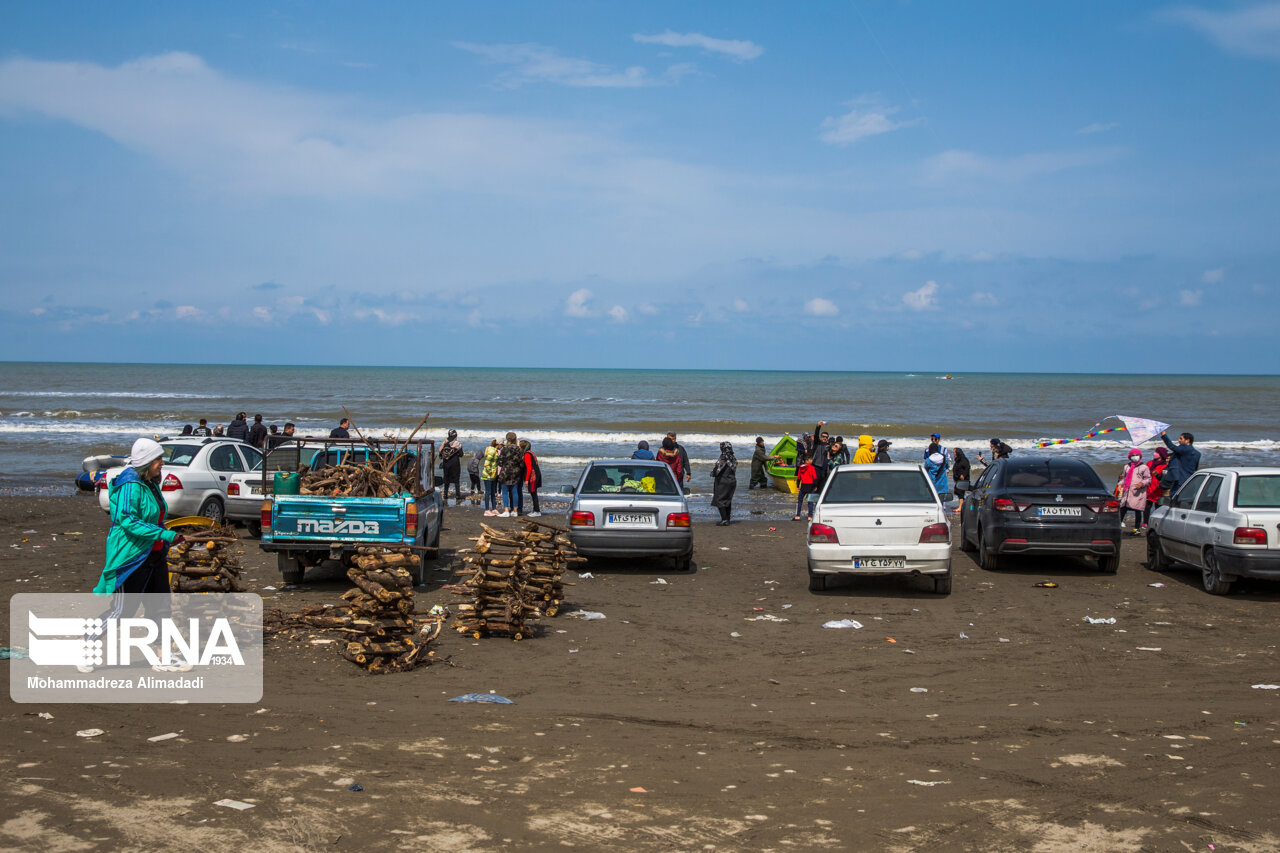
[258,437,443,585]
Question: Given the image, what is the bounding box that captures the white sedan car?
[97,437,263,527]
[807,463,952,594]
[1147,467,1280,594]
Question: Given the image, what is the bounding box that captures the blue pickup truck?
[258,437,444,585]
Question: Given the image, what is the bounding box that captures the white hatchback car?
[97,437,264,527]
[1147,467,1280,595]
[807,463,952,594]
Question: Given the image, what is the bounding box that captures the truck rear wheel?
[277,552,304,585]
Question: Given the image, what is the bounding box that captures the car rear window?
[823,469,937,503]
[1000,460,1102,490]
[162,444,201,467]
[1236,475,1280,508]
[580,465,680,496]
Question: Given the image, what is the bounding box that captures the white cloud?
[30,307,46,316]
[353,307,417,325]
[733,298,750,312]
[1077,122,1118,135]
[969,251,995,262]
[922,147,1125,183]
[1178,289,1203,306]
[1202,268,1224,283]
[638,303,658,315]
[1160,2,1280,61]
[565,288,593,318]
[972,291,998,306]
[804,297,839,316]
[454,42,650,88]
[175,305,202,319]
[903,281,939,311]
[632,31,764,61]
[0,52,715,200]
[819,100,920,146]
[251,306,272,321]
[608,305,629,322]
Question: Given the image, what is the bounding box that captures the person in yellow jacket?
[852,434,876,464]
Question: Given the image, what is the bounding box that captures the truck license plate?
[607,512,653,526]
[1037,506,1082,517]
[853,558,907,569]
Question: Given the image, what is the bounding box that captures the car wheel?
[1145,532,1169,572]
[977,527,999,571]
[277,552,304,585]
[933,572,952,595]
[808,571,826,592]
[246,521,263,539]
[1201,549,1233,595]
[198,496,225,525]
[1098,553,1120,574]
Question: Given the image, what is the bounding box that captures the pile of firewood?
[300,456,423,498]
[168,524,247,592]
[449,520,583,640]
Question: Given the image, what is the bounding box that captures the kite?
[1035,415,1171,449]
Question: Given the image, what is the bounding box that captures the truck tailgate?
[270,496,407,542]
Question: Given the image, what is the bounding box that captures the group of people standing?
[438,430,544,518]
[1113,431,1201,533]
[178,414,297,449]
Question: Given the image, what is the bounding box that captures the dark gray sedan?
[567,460,694,571]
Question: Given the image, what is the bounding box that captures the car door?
[1182,474,1225,568]
[225,445,264,519]
[206,443,245,504]
[964,463,999,544]
[1160,474,1207,563]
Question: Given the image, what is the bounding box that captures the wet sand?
[3,495,1280,852]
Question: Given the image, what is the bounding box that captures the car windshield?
[580,464,680,496]
[1000,460,1102,490]
[823,469,937,503]
[1236,475,1280,508]
[162,444,201,467]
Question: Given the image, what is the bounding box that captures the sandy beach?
[3,494,1280,852]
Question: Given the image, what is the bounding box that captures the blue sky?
[1,1,1277,372]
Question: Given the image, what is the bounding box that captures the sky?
[0,1,1278,373]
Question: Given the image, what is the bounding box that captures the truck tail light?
[405,501,418,537]
[228,483,240,496]
[919,523,950,543]
[260,499,273,532]
[1087,499,1120,513]
[808,523,838,544]
[1234,527,1268,545]
[570,511,595,527]
[666,512,691,528]
[161,474,183,492]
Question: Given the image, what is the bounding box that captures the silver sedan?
[567,460,694,571]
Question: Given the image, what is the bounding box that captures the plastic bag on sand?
[568,611,606,620]
[1083,616,1116,625]
[449,693,514,704]
[823,619,863,629]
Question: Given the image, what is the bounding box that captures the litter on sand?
[745,614,789,622]
[213,799,255,810]
[1253,684,1280,690]
[650,578,668,585]
[577,572,594,579]
[909,687,928,693]
[822,619,863,629]
[1137,647,1163,652]
[567,611,606,620]
[449,693,514,704]
[37,712,53,720]
[147,732,181,742]
[629,787,647,793]
[1083,616,1117,625]
[348,784,364,792]
[907,779,950,786]
[1034,581,1058,588]
[1148,582,1167,588]
[76,728,105,738]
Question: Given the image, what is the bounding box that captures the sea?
[1,363,1277,517]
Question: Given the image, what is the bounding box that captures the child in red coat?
[793,455,818,521]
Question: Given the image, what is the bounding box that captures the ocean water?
[1,363,1277,511]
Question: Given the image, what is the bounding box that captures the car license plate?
[1037,506,1082,517]
[852,558,907,569]
[607,512,654,527]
